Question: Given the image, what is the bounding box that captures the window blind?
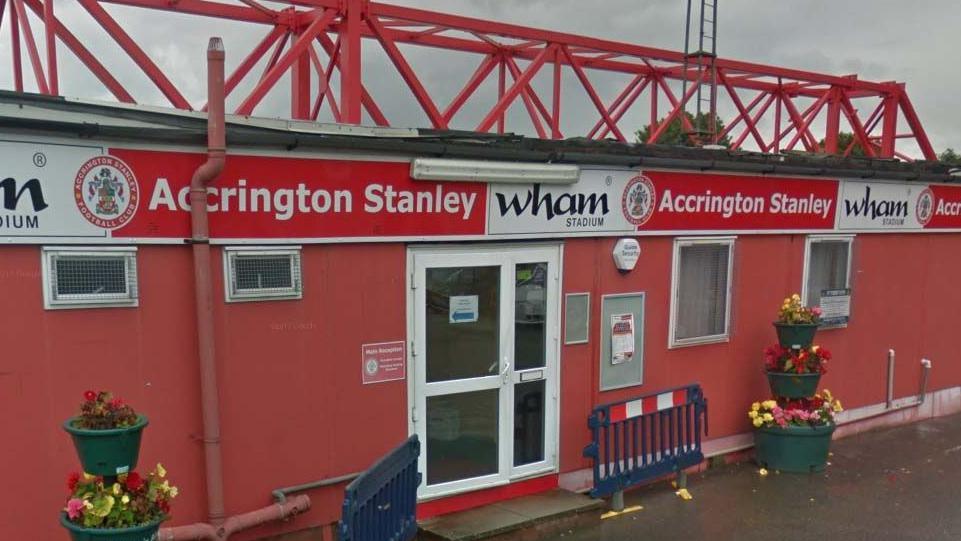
[675,243,730,341]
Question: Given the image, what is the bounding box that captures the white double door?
[409,244,560,499]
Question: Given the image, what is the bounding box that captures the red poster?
[638,171,838,231]
[361,341,407,384]
[109,149,487,240]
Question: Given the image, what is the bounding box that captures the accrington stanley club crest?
[74,156,139,229]
[622,174,655,226]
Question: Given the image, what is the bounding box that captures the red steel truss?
[0,0,937,160]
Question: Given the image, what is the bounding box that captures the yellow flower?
[121,495,130,505]
[833,401,843,412]
[792,294,800,301]
[762,413,774,422]
[822,389,833,401]
[156,463,167,478]
[811,345,820,353]
[169,486,179,498]
[752,417,763,427]
[748,410,758,419]
[751,402,761,411]
[112,483,122,495]
[83,473,96,481]
[762,400,777,410]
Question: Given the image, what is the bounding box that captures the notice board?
[599,292,645,391]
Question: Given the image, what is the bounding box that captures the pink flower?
[66,498,86,519]
[811,307,822,316]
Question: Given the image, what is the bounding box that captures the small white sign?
[612,238,640,271]
[610,313,635,365]
[449,295,479,323]
[819,289,851,325]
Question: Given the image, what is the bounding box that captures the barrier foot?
[600,490,643,519]
[676,470,688,489]
[611,490,624,512]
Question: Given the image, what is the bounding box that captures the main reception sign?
[3,139,961,244]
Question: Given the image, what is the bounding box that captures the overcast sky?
[1,1,958,158]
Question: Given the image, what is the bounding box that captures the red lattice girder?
[0,0,937,160]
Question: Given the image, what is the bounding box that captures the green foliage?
[816,132,867,157]
[636,111,732,147]
[939,148,961,164]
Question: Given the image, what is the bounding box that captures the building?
[2,91,959,540]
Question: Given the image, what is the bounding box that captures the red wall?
[2,233,960,539]
[557,234,961,473]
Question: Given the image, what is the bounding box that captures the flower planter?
[772,322,819,349]
[63,415,148,476]
[766,371,822,399]
[60,513,163,541]
[754,423,835,473]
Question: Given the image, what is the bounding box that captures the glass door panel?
[512,380,545,466]
[514,262,548,370]
[427,389,500,485]
[426,266,500,382]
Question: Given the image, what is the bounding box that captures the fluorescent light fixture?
[411,158,579,184]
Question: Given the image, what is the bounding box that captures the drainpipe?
[192,36,227,527]
[159,38,314,541]
[158,495,311,541]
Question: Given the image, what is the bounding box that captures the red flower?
[67,472,80,492]
[109,398,124,409]
[84,390,97,402]
[125,472,144,491]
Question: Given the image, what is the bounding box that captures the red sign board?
[926,184,961,229]
[361,341,407,384]
[109,149,487,240]
[639,171,838,231]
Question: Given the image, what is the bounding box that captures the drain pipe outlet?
[192,37,227,526]
[158,495,311,540]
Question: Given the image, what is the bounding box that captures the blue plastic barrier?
[340,435,421,541]
[583,384,708,506]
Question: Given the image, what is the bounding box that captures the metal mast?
[682,0,719,145]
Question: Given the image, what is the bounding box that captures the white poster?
[449,295,479,323]
[610,313,635,365]
[837,181,933,230]
[819,289,851,326]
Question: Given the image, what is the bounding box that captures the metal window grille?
[673,239,733,345]
[225,248,302,301]
[43,249,138,308]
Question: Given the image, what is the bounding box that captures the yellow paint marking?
[601,505,644,519]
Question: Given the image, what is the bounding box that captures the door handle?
[501,357,511,384]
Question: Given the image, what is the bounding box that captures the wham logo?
[495,183,610,227]
[0,177,48,230]
[843,184,908,225]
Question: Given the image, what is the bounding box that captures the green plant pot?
[773,322,819,349]
[766,371,822,399]
[754,423,835,473]
[60,513,163,541]
[63,415,148,476]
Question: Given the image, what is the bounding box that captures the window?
[223,247,302,302]
[669,237,734,347]
[42,247,138,309]
[803,235,853,318]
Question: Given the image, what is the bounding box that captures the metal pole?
[886,349,895,409]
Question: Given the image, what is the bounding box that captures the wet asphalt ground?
[559,413,961,541]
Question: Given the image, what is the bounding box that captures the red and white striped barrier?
[607,389,688,423]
